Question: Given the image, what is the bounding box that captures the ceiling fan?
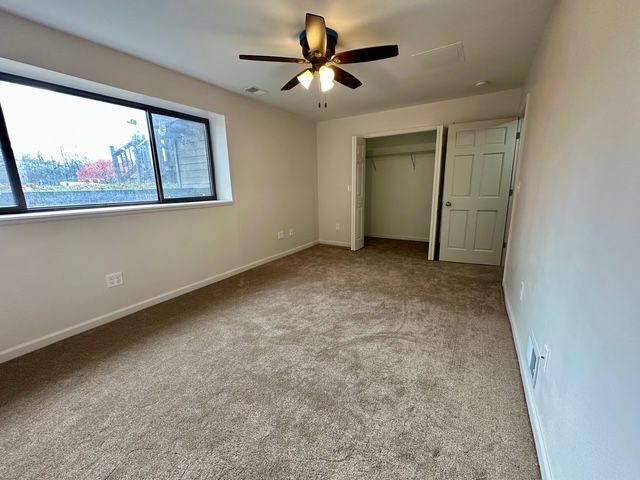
[239,13,399,93]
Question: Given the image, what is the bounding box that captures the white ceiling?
[0,0,555,120]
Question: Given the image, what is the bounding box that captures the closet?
[364,131,437,244]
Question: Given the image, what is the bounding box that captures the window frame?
[0,103,26,213]
[0,71,217,215]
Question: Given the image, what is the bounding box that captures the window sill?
[0,199,234,225]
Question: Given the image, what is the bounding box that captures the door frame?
[350,124,446,259]
[503,93,530,274]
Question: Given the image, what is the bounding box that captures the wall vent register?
[527,335,541,386]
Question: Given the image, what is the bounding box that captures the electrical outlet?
[520,281,525,302]
[277,230,285,240]
[289,228,294,237]
[335,223,341,231]
[105,272,123,288]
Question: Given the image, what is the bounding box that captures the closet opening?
[351,126,446,259]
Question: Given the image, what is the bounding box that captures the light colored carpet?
[0,238,539,479]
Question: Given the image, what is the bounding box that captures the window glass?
[152,113,214,199]
[0,81,157,208]
[0,146,17,207]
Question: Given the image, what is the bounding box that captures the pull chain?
[317,94,328,109]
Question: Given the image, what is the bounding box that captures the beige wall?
[504,1,640,478]
[317,89,523,245]
[0,11,318,359]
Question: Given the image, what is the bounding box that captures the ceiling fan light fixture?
[319,65,334,82]
[319,65,335,92]
[320,80,335,92]
[297,69,314,89]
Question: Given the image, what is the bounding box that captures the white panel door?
[439,119,517,265]
[351,136,366,251]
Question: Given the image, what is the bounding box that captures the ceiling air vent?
[244,86,268,96]
[412,41,465,68]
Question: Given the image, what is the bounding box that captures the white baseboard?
[318,239,350,248]
[366,233,429,242]
[0,240,319,364]
[503,284,553,480]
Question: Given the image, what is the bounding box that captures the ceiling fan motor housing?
[300,28,338,67]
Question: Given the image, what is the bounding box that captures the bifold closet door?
[427,125,445,260]
[439,119,518,265]
[351,136,366,251]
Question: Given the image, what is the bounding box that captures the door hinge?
[503,241,507,248]
[516,131,521,140]
[509,188,514,196]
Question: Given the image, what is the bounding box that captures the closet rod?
[366,149,434,159]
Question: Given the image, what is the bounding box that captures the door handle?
[445,201,452,207]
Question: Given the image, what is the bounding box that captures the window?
[0,81,157,208]
[151,114,214,199]
[0,73,216,215]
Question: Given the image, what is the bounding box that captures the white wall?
[365,132,435,241]
[0,11,317,360]
[504,1,640,478]
[317,89,523,245]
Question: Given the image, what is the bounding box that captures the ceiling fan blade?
[332,66,362,89]
[305,13,327,56]
[281,69,309,90]
[333,45,399,64]
[239,54,306,64]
